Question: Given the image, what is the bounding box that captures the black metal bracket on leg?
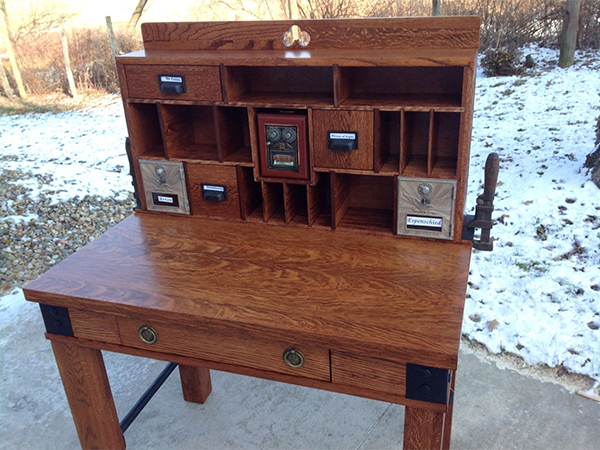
[405,363,451,405]
[119,362,179,433]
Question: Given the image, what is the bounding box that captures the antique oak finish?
[25,17,480,450]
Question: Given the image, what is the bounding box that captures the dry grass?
[0,91,118,116]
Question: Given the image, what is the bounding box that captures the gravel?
[0,167,135,296]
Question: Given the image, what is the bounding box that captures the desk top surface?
[25,213,472,367]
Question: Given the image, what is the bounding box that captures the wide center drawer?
[117,316,330,381]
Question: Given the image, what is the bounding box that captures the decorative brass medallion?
[138,325,158,344]
[283,348,305,368]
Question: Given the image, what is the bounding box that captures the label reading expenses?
[152,192,180,207]
[406,215,443,232]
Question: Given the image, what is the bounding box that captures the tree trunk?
[558,0,582,68]
[0,0,26,98]
[584,112,600,189]
[0,57,13,99]
[128,0,149,29]
[61,28,79,99]
[432,0,441,16]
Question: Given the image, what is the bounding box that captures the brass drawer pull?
[283,348,305,368]
[138,325,158,344]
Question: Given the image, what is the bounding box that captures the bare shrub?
[480,48,524,76]
[13,26,142,95]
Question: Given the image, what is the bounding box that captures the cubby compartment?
[337,66,464,110]
[129,103,165,158]
[158,104,219,161]
[307,173,331,228]
[224,66,334,106]
[238,166,263,221]
[261,182,285,223]
[331,173,395,234]
[429,112,460,177]
[375,111,401,174]
[283,183,308,225]
[400,111,430,177]
[215,106,253,164]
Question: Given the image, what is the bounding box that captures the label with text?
[329,132,356,140]
[406,215,443,232]
[160,75,183,83]
[152,192,179,207]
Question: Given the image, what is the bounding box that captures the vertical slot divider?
[212,105,225,163]
[373,109,383,173]
[333,65,351,107]
[237,166,262,220]
[261,182,283,223]
[330,172,350,229]
[400,110,408,174]
[427,109,437,176]
[283,183,307,225]
[157,103,187,160]
[247,106,261,180]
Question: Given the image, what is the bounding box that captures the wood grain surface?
[117,316,330,381]
[48,333,447,412]
[51,341,125,450]
[179,366,212,404]
[140,18,480,51]
[404,407,445,450]
[125,64,222,101]
[312,110,374,170]
[25,213,471,368]
[331,351,406,397]
[185,163,241,219]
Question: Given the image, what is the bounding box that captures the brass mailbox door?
[396,177,456,240]
[139,159,190,215]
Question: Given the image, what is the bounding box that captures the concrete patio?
[1,294,598,450]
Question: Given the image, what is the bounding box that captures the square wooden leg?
[179,365,212,404]
[403,407,445,450]
[442,371,456,450]
[51,340,125,450]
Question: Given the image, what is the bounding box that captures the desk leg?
[442,371,456,450]
[403,407,444,450]
[51,340,125,450]
[179,365,212,404]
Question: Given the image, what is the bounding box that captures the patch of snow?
[465,45,600,381]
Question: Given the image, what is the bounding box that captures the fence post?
[61,28,79,99]
[432,0,441,16]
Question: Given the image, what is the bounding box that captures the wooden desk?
[25,213,471,449]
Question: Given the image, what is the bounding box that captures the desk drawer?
[117,317,330,381]
[186,164,241,219]
[125,65,222,101]
[331,350,406,396]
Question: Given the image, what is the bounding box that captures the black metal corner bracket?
[405,363,451,405]
[39,304,74,337]
[120,362,179,434]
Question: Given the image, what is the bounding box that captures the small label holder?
[202,184,227,202]
[158,74,186,94]
[328,131,358,151]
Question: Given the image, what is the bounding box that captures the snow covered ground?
[1,46,599,382]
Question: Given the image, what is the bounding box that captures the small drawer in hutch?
[185,164,241,219]
[312,110,374,170]
[124,65,222,101]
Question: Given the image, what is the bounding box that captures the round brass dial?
[283,348,305,368]
[138,325,158,344]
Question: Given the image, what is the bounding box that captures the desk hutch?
[24,17,492,450]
